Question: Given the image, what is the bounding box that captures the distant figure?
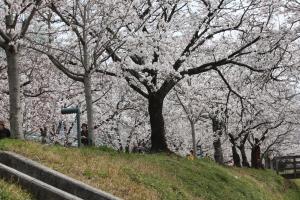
[187,149,195,160]
[197,144,204,158]
[136,140,146,153]
[40,126,47,144]
[81,123,89,146]
[0,121,11,139]
[251,138,261,168]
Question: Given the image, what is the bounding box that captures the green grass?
[0,179,34,200]
[0,139,299,200]
[294,179,300,187]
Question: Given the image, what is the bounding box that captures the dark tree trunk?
[211,117,224,165]
[232,145,241,167]
[148,94,169,152]
[251,145,261,168]
[229,134,241,167]
[213,137,224,164]
[239,145,250,167]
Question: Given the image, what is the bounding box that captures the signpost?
[61,107,81,147]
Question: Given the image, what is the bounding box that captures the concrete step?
[0,163,83,200]
[0,151,121,200]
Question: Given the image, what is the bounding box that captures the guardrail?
[272,155,300,179]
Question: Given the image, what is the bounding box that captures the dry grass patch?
[0,139,299,200]
[0,179,34,200]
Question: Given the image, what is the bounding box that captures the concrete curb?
[0,151,122,200]
[0,163,83,200]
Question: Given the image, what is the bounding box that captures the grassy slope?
[0,139,299,200]
[0,179,34,200]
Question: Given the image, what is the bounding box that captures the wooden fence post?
[294,157,296,179]
[276,158,279,175]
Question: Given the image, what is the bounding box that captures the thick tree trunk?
[148,95,169,152]
[229,134,241,167]
[213,136,224,164]
[251,144,261,168]
[232,145,241,167]
[239,145,250,167]
[211,117,224,165]
[84,74,94,145]
[5,47,23,139]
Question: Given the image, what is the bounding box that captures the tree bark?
[189,120,197,156]
[232,145,241,167]
[229,134,241,167]
[239,145,250,167]
[251,144,261,168]
[148,94,169,152]
[5,47,23,139]
[211,117,224,164]
[84,74,94,145]
[213,136,224,164]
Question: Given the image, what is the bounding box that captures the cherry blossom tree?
[1,0,300,160]
[101,0,288,152]
[27,0,136,145]
[0,0,43,138]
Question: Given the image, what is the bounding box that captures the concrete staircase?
[0,151,121,200]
